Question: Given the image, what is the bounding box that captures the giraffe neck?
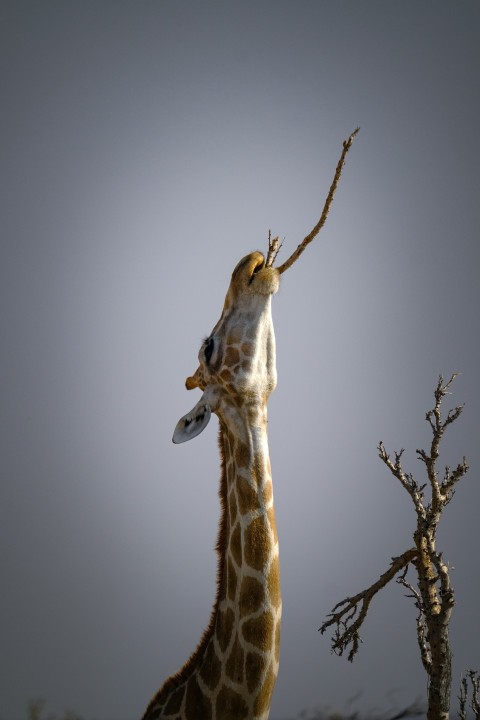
[143,417,281,720]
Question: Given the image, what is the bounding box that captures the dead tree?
[320,374,469,720]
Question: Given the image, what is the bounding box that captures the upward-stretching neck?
[143,411,281,720]
[142,252,282,720]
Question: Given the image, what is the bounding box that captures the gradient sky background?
[1,2,479,719]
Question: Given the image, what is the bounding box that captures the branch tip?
[270,128,359,275]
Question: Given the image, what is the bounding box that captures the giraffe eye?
[204,337,214,364]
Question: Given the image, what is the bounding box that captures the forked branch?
[265,127,360,272]
[319,549,417,661]
[265,230,282,268]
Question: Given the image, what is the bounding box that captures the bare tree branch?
[377,443,426,519]
[319,549,417,662]
[266,128,359,273]
[458,675,468,720]
[469,670,480,719]
[396,570,432,674]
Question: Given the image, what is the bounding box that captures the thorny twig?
[265,230,282,268]
[265,128,359,272]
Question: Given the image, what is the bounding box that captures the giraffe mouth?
[247,255,280,296]
[231,252,280,296]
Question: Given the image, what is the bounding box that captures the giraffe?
[141,251,281,720]
[140,130,359,720]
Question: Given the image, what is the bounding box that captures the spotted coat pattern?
[141,253,281,720]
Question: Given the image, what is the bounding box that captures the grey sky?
[1,2,479,719]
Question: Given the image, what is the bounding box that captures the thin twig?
[273,127,360,274]
[265,230,282,268]
[378,443,426,518]
[397,572,432,674]
[469,670,480,719]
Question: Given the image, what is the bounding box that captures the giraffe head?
[173,251,280,443]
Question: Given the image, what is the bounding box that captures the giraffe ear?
[172,399,212,444]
